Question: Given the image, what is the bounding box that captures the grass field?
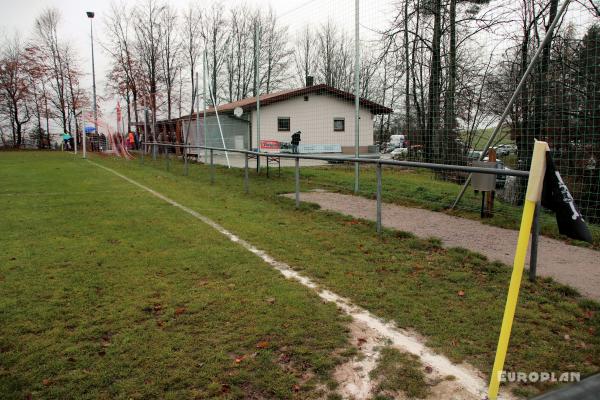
[2,151,599,399]
[0,153,352,399]
[460,127,514,151]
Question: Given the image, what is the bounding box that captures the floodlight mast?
[86,11,98,156]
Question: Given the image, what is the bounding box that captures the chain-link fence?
[132,0,598,242]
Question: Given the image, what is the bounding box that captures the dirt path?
[286,191,600,301]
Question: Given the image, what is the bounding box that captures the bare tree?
[200,2,230,104]
[104,1,141,133]
[0,33,31,147]
[260,7,292,93]
[293,25,317,86]
[34,8,68,133]
[134,0,164,138]
[182,2,202,114]
[159,3,181,120]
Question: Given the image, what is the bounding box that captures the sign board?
[298,144,342,154]
[259,140,281,153]
[258,141,342,154]
[85,126,96,134]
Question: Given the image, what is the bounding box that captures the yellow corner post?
[487,140,549,400]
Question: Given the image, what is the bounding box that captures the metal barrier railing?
[139,141,540,280]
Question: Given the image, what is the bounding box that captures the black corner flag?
[541,152,593,243]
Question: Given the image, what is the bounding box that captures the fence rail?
[139,141,542,280]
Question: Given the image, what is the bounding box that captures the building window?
[278,117,290,132]
[333,118,345,132]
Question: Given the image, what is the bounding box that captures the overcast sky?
[0,0,596,132]
[0,0,393,131]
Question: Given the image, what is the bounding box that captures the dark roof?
[178,84,392,121]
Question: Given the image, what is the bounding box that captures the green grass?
[2,152,600,398]
[0,152,351,399]
[460,127,514,150]
[370,347,429,399]
[128,153,599,396]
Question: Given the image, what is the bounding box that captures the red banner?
[259,140,280,153]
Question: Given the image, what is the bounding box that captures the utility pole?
[86,11,98,152]
[354,0,360,193]
[255,22,261,172]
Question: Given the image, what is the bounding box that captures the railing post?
[152,142,157,161]
[529,201,541,282]
[140,141,144,165]
[244,152,249,194]
[295,157,300,208]
[166,145,170,171]
[210,148,215,185]
[376,163,382,234]
[184,145,189,176]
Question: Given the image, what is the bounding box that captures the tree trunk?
[425,0,442,162]
[443,0,457,164]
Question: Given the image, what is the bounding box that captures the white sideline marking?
[90,160,506,400]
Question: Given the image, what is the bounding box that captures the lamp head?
[86,11,95,18]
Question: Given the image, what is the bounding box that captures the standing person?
[291,131,301,154]
[128,131,135,150]
[62,132,72,151]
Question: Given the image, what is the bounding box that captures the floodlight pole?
[195,72,200,162]
[86,11,98,153]
[73,122,77,155]
[255,23,261,172]
[82,112,87,159]
[203,50,208,163]
[354,0,360,193]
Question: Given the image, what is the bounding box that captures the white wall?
[250,93,375,150]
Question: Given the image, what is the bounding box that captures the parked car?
[493,144,511,157]
[467,150,482,160]
[390,147,408,160]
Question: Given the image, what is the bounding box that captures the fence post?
[295,157,300,208]
[529,201,541,282]
[244,152,249,194]
[166,145,170,171]
[376,163,382,234]
[184,145,189,176]
[210,148,215,185]
[153,142,157,161]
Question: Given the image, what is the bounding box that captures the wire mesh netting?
[93,0,599,240]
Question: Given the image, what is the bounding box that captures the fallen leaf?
[256,341,270,349]
[235,355,246,364]
[564,334,571,341]
[265,297,276,304]
[175,307,186,316]
[457,290,465,297]
[42,379,51,386]
[292,384,300,392]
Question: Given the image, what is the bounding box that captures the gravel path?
[286,191,600,301]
